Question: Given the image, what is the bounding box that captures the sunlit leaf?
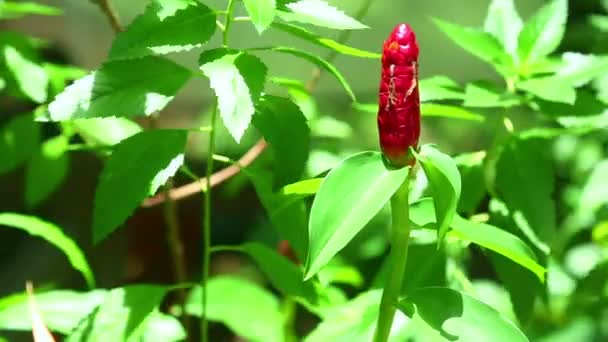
[3,45,48,103]
[277,0,367,30]
[484,0,523,59]
[517,0,567,66]
[243,0,276,34]
[0,1,61,19]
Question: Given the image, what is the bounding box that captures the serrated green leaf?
[243,0,276,34]
[517,0,567,66]
[0,113,40,175]
[109,1,216,60]
[200,50,267,143]
[0,290,106,334]
[45,56,192,121]
[517,76,576,104]
[253,95,310,188]
[305,152,410,279]
[271,22,380,58]
[0,1,61,19]
[433,18,513,76]
[277,0,367,30]
[404,287,528,342]
[419,76,465,102]
[3,45,48,103]
[241,242,317,303]
[413,144,461,246]
[25,135,69,208]
[186,276,283,342]
[93,129,187,243]
[66,285,170,342]
[421,104,485,122]
[0,213,95,288]
[484,0,523,59]
[73,117,142,146]
[253,46,355,101]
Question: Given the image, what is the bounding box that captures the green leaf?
[140,313,186,342]
[200,50,267,143]
[0,113,40,175]
[517,0,567,65]
[243,0,276,34]
[0,289,106,334]
[463,80,521,108]
[484,0,523,59]
[421,104,485,122]
[277,0,367,30]
[495,136,556,245]
[591,15,608,32]
[0,213,95,288]
[305,151,410,279]
[419,76,465,102]
[253,95,310,188]
[517,76,575,104]
[66,285,170,342]
[580,160,608,213]
[557,53,608,87]
[25,135,69,208]
[253,46,355,101]
[0,1,61,19]
[404,287,528,342]
[271,22,380,58]
[93,129,187,243]
[73,117,142,146]
[186,276,283,342]
[433,18,512,76]
[413,144,461,246]
[455,151,487,215]
[241,242,317,302]
[108,0,216,60]
[45,56,192,121]
[3,45,48,103]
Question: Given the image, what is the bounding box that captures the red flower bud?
[377,24,420,167]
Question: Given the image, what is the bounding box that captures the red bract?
[377,23,420,167]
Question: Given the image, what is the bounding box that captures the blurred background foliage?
[0,0,607,341]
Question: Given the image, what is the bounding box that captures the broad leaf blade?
[93,129,187,243]
[243,0,276,34]
[109,0,216,60]
[419,76,465,102]
[200,50,267,143]
[73,117,142,146]
[186,276,283,342]
[278,0,367,30]
[517,0,567,65]
[253,95,310,188]
[421,104,485,122]
[305,151,409,279]
[45,56,191,121]
[404,287,528,342]
[517,76,576,104]
[3,45,48,103]
[413,144,461,246]
[0,213,95,288]
[0,113,40,175]
[484,0,523,59]
[25,135,69,208]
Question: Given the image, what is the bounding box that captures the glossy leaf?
[0,290,106,334]
[3,45,48,103]
[253,95,310,188]
[243,0,276,34]
[271,22,380,58]
[73,117,142,146]
[421,104,484,122]
[93,130,187,243]
[517,0,567,65]
[25,135,69,208]
[45,56,191,121]
[200,50,267,143]
[0,213,95,288]
[305,152,410,279]
[66,285,170,341]
[277,0,367,30]
[109,0,216,60]
[484,0,523,59]
[254,46,355,101]
[413,144,461,246]
[186,276,283,342]
[404,287,528,341]
[0,113,40,175]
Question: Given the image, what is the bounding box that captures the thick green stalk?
[374,172,412,342]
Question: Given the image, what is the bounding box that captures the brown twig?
[93,0,122,32]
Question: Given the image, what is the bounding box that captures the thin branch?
[93,0,122,33]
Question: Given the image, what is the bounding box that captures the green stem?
[201,105,218,342]
[373,172,412,342]
[222,0,236,46]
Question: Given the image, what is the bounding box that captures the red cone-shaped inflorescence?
[377,23,420,167]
